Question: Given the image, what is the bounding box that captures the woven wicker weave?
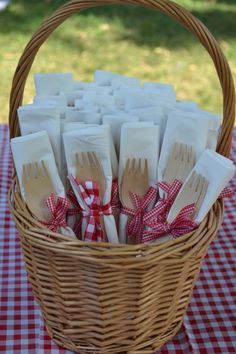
[8,1,235,353]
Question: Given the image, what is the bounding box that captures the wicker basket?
[8,1,235,353]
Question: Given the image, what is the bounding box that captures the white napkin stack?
[118,122,160,243]
[17,105,62,176]
[34,73,74,95]
[63,126,119,243]
[158,111,210,183]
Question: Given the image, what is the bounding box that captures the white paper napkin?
[129,106,166,143]
[63,127,119,243]
[175,100,199,111]
[111,76,141,89]
[17,105,62,176]
[113,88,143,107]
[102,114,139,155]
[59,90,83,106]
[11,131,64,198]
[34,73,74,95]
[94,70,120,86]
[118,122,160,243]
[169,149,235,224]
[33,95,68,119]
[143,82,174,92]
[10,131,75,237]
[158,110,210,183]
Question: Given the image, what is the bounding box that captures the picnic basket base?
[8,0,235,353]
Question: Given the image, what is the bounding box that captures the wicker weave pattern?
[8,0,235,353]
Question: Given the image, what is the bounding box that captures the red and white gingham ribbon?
[142,203,197,243]
[111,178,120,213]
[78,181,112,242]
[219,187,233,199]
[67,189,82,236]
[40,193,69,232]
[121,186,158,243]
[144,179,182,226]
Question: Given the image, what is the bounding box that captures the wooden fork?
[75,151,107,237]
[22,161,55,220]
[121,158,149,209]
[164,142,196,183]
[167,171,209,223]
[75,151,106,201]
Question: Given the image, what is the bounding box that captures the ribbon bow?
[41,193,69,232]
[142,203,197,243]
[78,181,112,242]
[67,189,82,236]
[121,187,158,243]
[144,179,182,226]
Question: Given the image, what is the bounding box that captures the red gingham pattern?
[148,179,183,223]
[41,193,69,232]
[77,180,112,242]
[67,189,82,237]
[111,178,120,213]
[121,186,158,243]
[1,124,236,353]
[142,203,197,242]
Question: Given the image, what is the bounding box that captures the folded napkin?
[168,149,235,224]
[64,108,84,121]
[62,122,86,133]
[72,110,102,124]
[111,76,141,89]
[74,81,99,91]
[124,92,159,111]
[158,110,210,183]
[63,126,119,243]
[197,110,221,150]
[102,114,139,155]
[17,105,62,176]
[33,95,68,119]
[34,73,74,95]
[129,106,166,143]
[11,131,64,198]
[59,90,83,106]
[143,89,176,107]
[113,88,143,108]
[175,100,199,111]
[118,122,160,243]
[10,131,75,237]
[143,82,174,92]
[94,70,120,86]
[74,99,99,112]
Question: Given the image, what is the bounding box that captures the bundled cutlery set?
[11,70,235,244]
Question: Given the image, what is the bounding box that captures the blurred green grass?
[0,0,236,123]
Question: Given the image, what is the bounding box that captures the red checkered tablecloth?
[0,124,235,354]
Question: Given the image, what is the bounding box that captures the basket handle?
[9,0,235,157]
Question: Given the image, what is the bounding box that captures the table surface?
[0,124,235,354]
